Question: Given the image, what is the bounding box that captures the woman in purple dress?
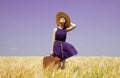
[50,12,78,69]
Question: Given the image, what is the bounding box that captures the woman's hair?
[63,24,66,29]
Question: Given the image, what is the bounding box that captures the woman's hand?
[50,51,54,57]
[70,23,76,27]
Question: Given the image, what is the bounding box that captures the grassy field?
[0,56,120,78]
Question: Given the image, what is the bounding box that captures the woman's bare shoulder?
[53,27,57,32]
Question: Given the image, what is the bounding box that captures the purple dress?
[53,27,78,61]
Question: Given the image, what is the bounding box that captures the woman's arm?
[66,23,76,32]
[50,28,57,55]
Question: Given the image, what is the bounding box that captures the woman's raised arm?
[66,23,76,32]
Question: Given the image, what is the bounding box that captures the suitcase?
[43,56,60,69]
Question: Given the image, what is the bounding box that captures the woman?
[50,12,78,69]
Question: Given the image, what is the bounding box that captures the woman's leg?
[60,60,65,69]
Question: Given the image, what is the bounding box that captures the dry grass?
[0,56,120,78]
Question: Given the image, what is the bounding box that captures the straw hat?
[56,12,71,28]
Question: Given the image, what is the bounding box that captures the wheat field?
[0,56,120,78]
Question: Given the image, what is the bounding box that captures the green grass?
[0,56,120,78]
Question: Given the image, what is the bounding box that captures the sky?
[0,0,120,56]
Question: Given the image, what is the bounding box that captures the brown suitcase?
[43,56,60,69]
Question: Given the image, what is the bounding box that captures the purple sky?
[0,0,120,56]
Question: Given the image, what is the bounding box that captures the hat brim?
[56,12,71,28]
